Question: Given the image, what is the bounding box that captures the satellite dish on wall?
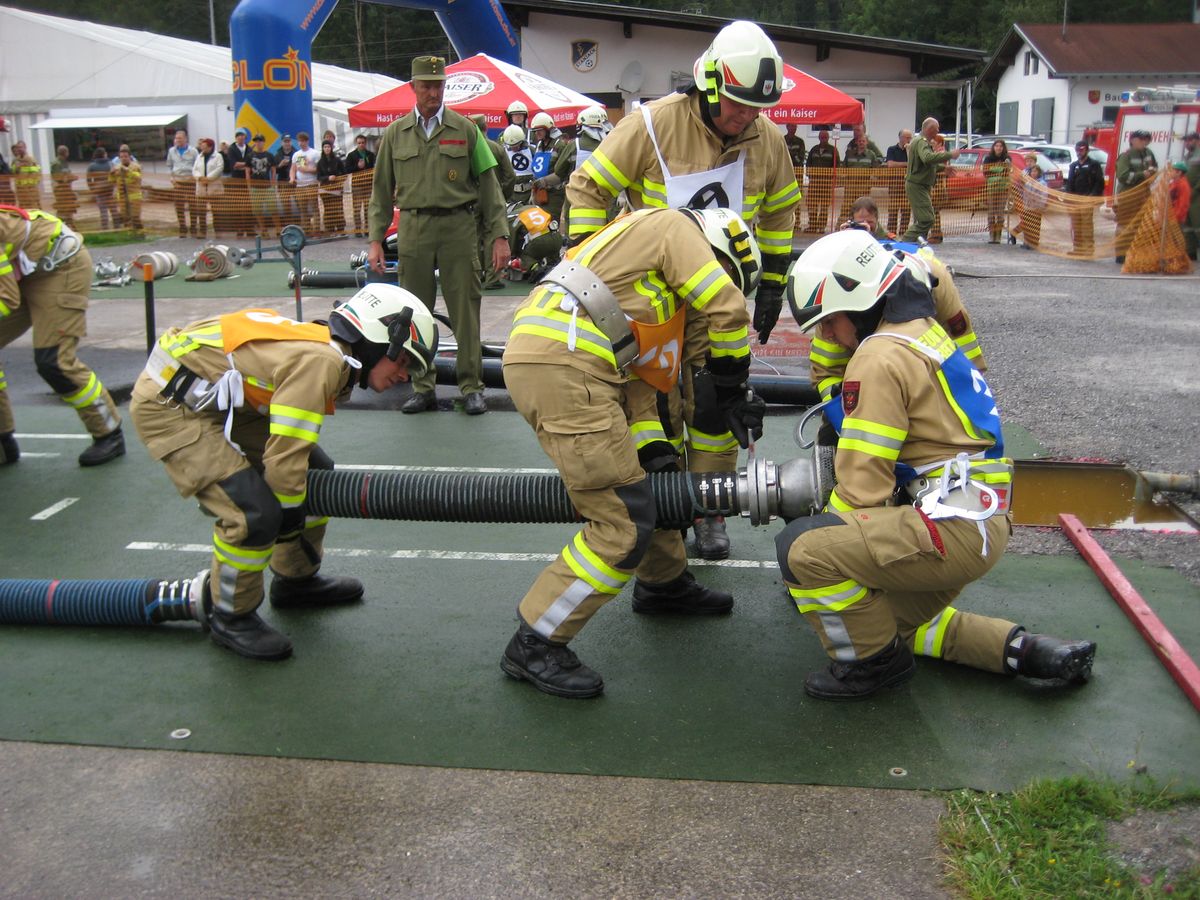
[617,61,644,94]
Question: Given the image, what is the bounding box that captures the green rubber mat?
[3,406,1197,791]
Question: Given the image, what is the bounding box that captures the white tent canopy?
[0,5,404,165]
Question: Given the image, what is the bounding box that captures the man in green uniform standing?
[902,117,958,243]
[367,55,510,416]
[1113,128,1159,265]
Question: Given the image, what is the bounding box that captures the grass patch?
[81,229,146,248]
[941,776,1200,898]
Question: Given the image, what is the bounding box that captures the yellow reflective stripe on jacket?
[707,324,750,362]
[678,258,731,311]
[955,331,982,362]
[161,323,224,357]
[580,149,630,196]
[213,534,273,572]
[922,458,1014,488]
[839,416,906,461]
[825,487,855,512]
[631,419,683,452]
[810,336,850,371]
[788,577,869,614]
[913,606,957,658]
[634,176,668,207]
[510,297,617,366]
[632,270,677,324]
[686,426,738,454]
[567,207,609,237]
[817,375,843,402]
[762,179,801,213]
[563,531,629,595]
[269,403,323,442]
[0,370,7,391]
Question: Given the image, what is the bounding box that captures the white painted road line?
[31,497,80,520]
[125,541,776,568]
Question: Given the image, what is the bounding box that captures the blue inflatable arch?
[229,0,519,152]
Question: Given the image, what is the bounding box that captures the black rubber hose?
[287,270,369,289]
[432,356,820,405]
[0,577,201,626]
[306,468,739,529]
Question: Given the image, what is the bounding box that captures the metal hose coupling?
[736,455,832,526]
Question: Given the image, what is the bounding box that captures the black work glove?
[752,282,784,345]
[689,365,727,437]
[714,381,766,449]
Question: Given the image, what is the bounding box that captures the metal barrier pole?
[142,262,156,355]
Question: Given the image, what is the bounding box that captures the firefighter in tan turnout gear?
[130,286,438,661]
[776,230,1096,700]
[1,205,125,467]
[565,20,800,562]
[501,207,767,698]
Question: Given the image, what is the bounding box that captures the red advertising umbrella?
[763,64,863,126]
[349,53,602,129]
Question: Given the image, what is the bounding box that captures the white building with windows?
[976,22,1200,144]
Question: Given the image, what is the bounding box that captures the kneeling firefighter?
[130,285,438,660]
[501,206,767,698]
[777,230,1096,700]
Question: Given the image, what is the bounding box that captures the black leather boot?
[269,572,364,608]
[804,635,916,701]
[632,568,733,615]
[0,431,18,465]
[209,608,294,660]
[692,516,731,560]
[401,391,437,414]
[500,621,604,698]
[1005,628,1096,683]
[78,428,125,467]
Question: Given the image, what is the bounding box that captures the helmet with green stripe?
[785,229,929,332]
[680,207,762,295]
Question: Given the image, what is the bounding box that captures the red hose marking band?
[1059,513,1200,713]
[45,579,60,624]
[359,472,371,518]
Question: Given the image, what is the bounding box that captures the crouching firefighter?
[1,205,124,466]
[777,230,1096,701]
[500,207,767,697]
[129,285,438,660]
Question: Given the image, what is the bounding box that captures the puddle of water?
[1010,461,1198,532]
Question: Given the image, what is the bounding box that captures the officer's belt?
[538,259,638,371]
[404,203,475,216]
[144,343,219,411]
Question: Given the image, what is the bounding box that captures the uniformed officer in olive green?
[901,117,959,243]
[367,55,510,415]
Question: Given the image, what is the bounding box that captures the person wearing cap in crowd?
[275,134,298,226]
[564,19,799,562]
[224,127,254,237]
[129,286,439,660]
[1182,130,1199,261]
[49,145,79,230]
[469,113,515,289]
[1063,140,1105,257]
[346,134,377,237]
[1113,129,1158,264]
[2,205,126,468]
[246,134,280,238]
[366,54,509,417]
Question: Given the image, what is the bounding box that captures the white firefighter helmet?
[693,20,783,110]
[501,124,526,147]
[330,283,438,378]
[529,111,554,131]
[506,100,528,116]
[577,106,609,128]
[681,208,763,295]
[784,230,930,332]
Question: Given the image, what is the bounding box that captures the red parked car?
[943,148,1063,206]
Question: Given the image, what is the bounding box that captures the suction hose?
[0,570,209,626]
